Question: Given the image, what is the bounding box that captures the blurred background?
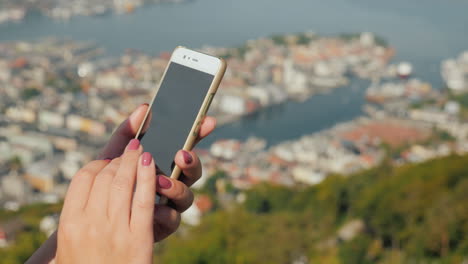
[1,0,468,263]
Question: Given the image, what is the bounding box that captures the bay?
[1,0,467,146]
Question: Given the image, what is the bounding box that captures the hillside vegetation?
[1,155,468,263]
[159,155,468,264]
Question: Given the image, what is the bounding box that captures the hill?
[1,155,467,263]
[159,155,468,264]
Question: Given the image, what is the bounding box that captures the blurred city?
[1,0,468,263]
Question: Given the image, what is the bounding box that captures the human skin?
[26,104,217,264]
[57,140,155,263]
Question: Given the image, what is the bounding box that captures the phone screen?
[140,61,215,176]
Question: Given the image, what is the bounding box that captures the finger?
[61,160,109,218]
[108,139,143,224]
[97,103,150,160]
[194,116,216,145]
[86,158,121,216]
[174,150,201,187]
[130,152,156,234]
[153,205,180,242]
[157,175,194,212]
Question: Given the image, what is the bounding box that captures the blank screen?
[141,62,214,175]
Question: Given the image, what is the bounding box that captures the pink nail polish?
[142,152,152,166]
[127,139,140,150]
[158,176,172,189]
[182,150,193,164]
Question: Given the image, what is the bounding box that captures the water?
[1,0,468,146]
[201,79,369,147]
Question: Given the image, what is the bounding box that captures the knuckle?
[97,171,115,181]
[110,234,127,250]
[198,159,203,179]
[193,166,202,181]
[59,221,80,241]
[173,183,189,201]
[123,151,141,161]
[196,159,202,178]
[108,223,128,248]
[157,207,180,232]
[182,167,202,184]
[112,231,131,251]
[112,176,132,191]
[134,197,155,210]
[88,160,103,166]
[139,170,155,183]
[186,189,194,205]
[110,157,122,163]
[86,225,100,240]
[112,157,122,166]
[153,208,180,241]
[172,184,194,212]
[173,212,181,230]
[76,168,95,179]
[167,211,181,232]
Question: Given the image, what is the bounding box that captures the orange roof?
[342,121,430,147]
[268,154,295,167]
[360,154,375,165]
[11,57,27,68]
[195,195,213,213]
[159,52,172,60]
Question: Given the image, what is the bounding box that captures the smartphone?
[135,46,226,180]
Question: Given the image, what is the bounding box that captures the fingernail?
[142,152,152,166]
[158,176,172,189]
[129,104,148,120]
[127,139,140,150]
[104,158,112,162]
[182,150,193,164]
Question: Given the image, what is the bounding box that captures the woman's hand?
[98,104,215,242]
[27,104,216,263]
[153,148,205,240]
[57,140,155,264]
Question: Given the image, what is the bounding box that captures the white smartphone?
[135,47,226,180]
